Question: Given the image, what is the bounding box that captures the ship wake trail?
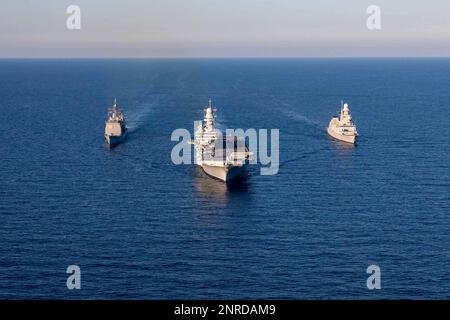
[279,145,329,168]
[278,103,325,130]
[126,95,163,132]
[268,94,324,129]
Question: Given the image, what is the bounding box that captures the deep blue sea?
[0,59,449,299]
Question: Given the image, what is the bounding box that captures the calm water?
[0,59,449,299]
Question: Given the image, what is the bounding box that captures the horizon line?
[1,56,450,60]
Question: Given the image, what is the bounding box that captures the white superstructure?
[105,98,127,146]
[192,99,251,182]
[327,102,358,144]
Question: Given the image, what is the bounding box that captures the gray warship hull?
[327,126,357,144]
[201,163,246,182]
[105,130,127,147]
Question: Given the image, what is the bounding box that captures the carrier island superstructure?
[192,99,252,182]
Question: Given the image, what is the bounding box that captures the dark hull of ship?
[105,130,128,147]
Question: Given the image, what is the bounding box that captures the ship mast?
[113,98,117,113]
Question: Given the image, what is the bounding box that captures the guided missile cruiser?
[192,99,252,182]
[105,98,127,147]
[327,101,358,144]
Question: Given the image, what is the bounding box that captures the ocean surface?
[0,59,449,299]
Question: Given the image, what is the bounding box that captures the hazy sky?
[1,0,450,57]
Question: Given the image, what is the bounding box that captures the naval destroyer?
[105,98,127,147]
[192,99,252,182]
[327,102,358,144]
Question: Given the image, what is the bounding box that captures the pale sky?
[1,0,450,57]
